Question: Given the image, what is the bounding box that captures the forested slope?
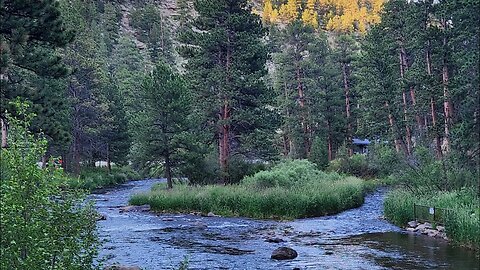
[1,0,478,186]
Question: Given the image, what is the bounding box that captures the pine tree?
[331,34,360,156]
[136,63,193,189]
[272,21,335,159]
[179,0,271,183]
[1,0,74,147]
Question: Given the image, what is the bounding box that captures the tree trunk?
[1,117,7,148]
[399,49,412,155]
[426,40,443,159]
[410,86,423,133]
[327,120,333,161]
[282,134,290,157]
[41,155,48,169]
[218,30,232,184]
[165,154,173,189]
[218,101,230,184]
[385,101,402,153]
[72,137,81,175]
[342,62,353,156]
[283,81,291,157]
[295,58,311,158]
[441,18,452,154]
[402,91,412,155]
[106,143,111,173]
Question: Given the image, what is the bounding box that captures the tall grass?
[67,166,142,190]
[384,188,480,249]
[130,160,366,219]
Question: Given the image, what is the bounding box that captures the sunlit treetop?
[260,0,384,33]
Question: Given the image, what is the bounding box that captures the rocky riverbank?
[405,220,448,240]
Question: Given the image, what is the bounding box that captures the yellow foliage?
[271,9,279,23]
[278,0,299,23]
[262,0,274,23]
[261,0,384,33]
[302,0,318,29]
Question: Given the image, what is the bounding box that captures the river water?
[92,179,479,270]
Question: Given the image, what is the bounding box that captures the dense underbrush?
[384,188,479,249]
[130,160,367,219]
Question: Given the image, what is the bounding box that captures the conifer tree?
[179,0,271,183]
[1,0,74,147]
[136,63,193,189]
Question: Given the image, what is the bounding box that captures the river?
[92,179,479,270]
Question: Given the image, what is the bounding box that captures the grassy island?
[130,160,368,220]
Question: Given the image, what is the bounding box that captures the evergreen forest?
[1,0,478,269]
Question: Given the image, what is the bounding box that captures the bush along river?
[92,179,479,270]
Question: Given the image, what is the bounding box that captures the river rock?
[96,213,107,221]
[119,205,150,213]
[423,222,433,229]
[406,227,416,232]
[271,247,298,260]
[436,225,445,232]
[207,212,217,217]
[427,229,439,238]
[421,228,433,235]
[325,250,334,255]
[192,221,208,229]
[407,220,418,228]
[265,237,285,243]
[104,265,141,270]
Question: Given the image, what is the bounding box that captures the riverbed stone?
[436,225,445,232]
[271,247,298,260]
[421,228,433,235]
[192,221,208,228]
[119,205,150,213]
[407,220,418,228]
[423,222,433,229]
[207,212,216,217]
[415,224,425,232]
[427,230,439,238]
[265,237,285,243]
[406,227,416,232]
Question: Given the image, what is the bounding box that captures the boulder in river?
[119,205,150,213]
[265,237,285,243]
[271,247,298,260]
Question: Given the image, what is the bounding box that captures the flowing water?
[92,179,479,270]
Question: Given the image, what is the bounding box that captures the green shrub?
[367,143,403,177]
[327,154,377,178]
[0,109,99,269]
[131,160,366,219]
